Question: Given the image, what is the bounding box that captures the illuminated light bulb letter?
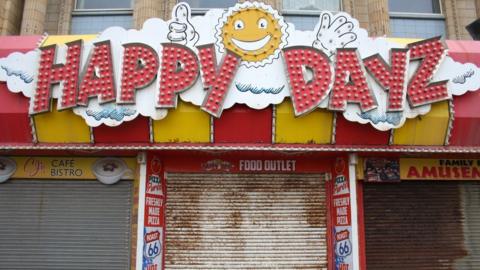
[363,48,409,111]
[406,37,449,107]
[329,48,377,112]
[283,46,333,116]
[119,43,159,103]
[77,41,116,106]
[157,44,199,108]
[198,44,241,117]
[32,40,83,113]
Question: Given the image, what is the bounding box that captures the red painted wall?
[447,40,480,146]
[214,104,272,143]
[93,116,150,143]
[0,36,42,143]
[335,114,390,145]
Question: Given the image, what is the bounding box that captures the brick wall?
[4,0,479,39]
[367,0,390,36]
[133,0,166,28]
[477,0,480,18]
[20,0,48,34]
[56,0,73,35]
[343,0,370,31]
[44,0,60,34]
[443,0,478,39]
[0,0,24,35]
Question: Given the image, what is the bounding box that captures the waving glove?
[312,13,358,58]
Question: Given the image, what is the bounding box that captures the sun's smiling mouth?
[231,35,271,51]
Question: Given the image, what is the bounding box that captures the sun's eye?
[234,20,244,30]
[258,18,268,29]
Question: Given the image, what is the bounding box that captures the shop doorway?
[0,180,133,270]
[164,173,328,269]
[363,181,480,270]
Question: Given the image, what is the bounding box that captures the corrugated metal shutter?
[364,181,480,270]
[165,173,328,269]
[0,180,133,270]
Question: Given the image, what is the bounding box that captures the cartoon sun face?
[216,2,288,67]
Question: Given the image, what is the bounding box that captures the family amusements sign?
[1,2,479,130]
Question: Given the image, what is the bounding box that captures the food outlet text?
[239,160,297,171]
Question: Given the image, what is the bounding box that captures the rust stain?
[304,178,326,228]
[228,211,242,229]
[165,176,201,265]
[224,178,246,253]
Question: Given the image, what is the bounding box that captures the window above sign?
[178,0,238,14]
[179,0,237,9]
[389,0,441,14]
[388,0,446,39]
[283,0,340,12]
[282,0,341,31]
[75,0,132,10]
[71,0,133,34]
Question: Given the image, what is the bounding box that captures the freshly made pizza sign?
[1,2,479,130]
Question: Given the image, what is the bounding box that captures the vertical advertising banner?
[332,158,353,270]
[143,155,165,270]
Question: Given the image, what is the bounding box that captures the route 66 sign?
[144,230,162,259]
[335,238,352,257]
[334,229,352,258]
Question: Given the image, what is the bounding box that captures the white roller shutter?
[165,173,328,269]
[0,180,133,270]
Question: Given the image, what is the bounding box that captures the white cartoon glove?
[312,12,358,58]
[167,3,199,47]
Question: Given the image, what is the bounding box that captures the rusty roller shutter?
[165,173,328,269]
[364,181,480,270]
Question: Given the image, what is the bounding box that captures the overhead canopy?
[0,36,41,144]
[0,36,479,150]
[447,40,480,146]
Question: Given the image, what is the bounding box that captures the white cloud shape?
[0,50,39,98]
[435,56,480,96]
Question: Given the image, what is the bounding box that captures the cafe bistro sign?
[1,2,479,130]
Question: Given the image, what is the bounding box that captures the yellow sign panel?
[275,100,333,144]
[400,158,480,180]
[41,35,97,46]
[392,101,450,146]
[153,101,210,143]
[33,102,91,143]
[11,157,136,180]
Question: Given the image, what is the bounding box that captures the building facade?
[1,1,480,270]
[0,0,479,40]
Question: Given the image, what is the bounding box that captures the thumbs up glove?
[167,3,199,47]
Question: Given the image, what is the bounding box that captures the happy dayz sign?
[1,2,480,130]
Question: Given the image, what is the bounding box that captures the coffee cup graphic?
[92,157,132,185]
[0,157,16,183]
